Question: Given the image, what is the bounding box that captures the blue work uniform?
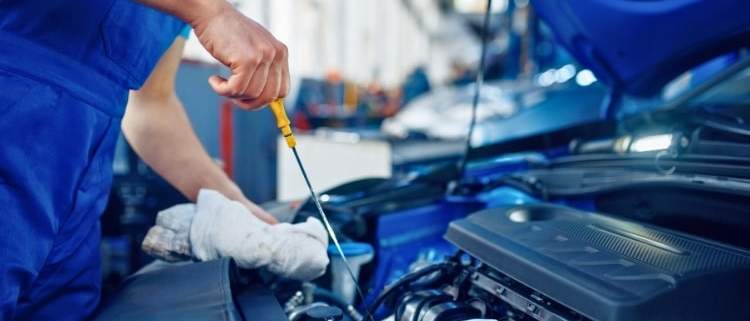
[0,1,185,320]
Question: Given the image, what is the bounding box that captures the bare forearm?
[125,35,278,224]
[122,94,244,203]
[134,0,228,25]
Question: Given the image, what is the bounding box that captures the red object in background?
[294,110,312,132]
[219,99,234,178]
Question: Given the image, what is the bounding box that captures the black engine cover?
[445,204,750,321]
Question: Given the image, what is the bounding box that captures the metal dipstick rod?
[269,99,373,321]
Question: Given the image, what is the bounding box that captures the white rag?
[142,189,329,281]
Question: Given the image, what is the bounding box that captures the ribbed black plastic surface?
[445,204,750,321]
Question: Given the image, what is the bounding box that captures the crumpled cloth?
[142,189,329,281]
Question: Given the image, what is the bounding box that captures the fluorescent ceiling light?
[575,69,597,86]
[555,64,576,83]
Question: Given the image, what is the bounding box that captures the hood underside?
[531,0,750,97]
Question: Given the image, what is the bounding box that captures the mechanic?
[0,0,289,320]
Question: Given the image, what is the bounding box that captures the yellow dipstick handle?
[269,99,297,148]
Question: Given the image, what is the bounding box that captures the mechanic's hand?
[239,197,278,225]
[191,2,290,110]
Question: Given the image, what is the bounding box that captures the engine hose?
[365,262,455,317]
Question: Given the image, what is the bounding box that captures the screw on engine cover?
[680,136,690,148]
[494,286,507,296]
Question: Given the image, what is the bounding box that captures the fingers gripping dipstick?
[269,99,373,321]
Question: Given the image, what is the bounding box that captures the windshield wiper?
[501,168,750,199]
[693,110,750,137]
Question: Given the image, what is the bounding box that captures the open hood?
[531,0,750,97]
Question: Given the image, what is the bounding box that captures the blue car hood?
[531,0,750,97]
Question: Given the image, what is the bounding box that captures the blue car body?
[309,0,750,313]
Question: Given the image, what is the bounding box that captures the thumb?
[208,75,232,96]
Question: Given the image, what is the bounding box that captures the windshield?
[617,56,750,117]
[686,65,750,109]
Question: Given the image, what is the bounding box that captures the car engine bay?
[274,68,750,321]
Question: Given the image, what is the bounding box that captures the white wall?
[183,0,476,90]
[277,134,391,201]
